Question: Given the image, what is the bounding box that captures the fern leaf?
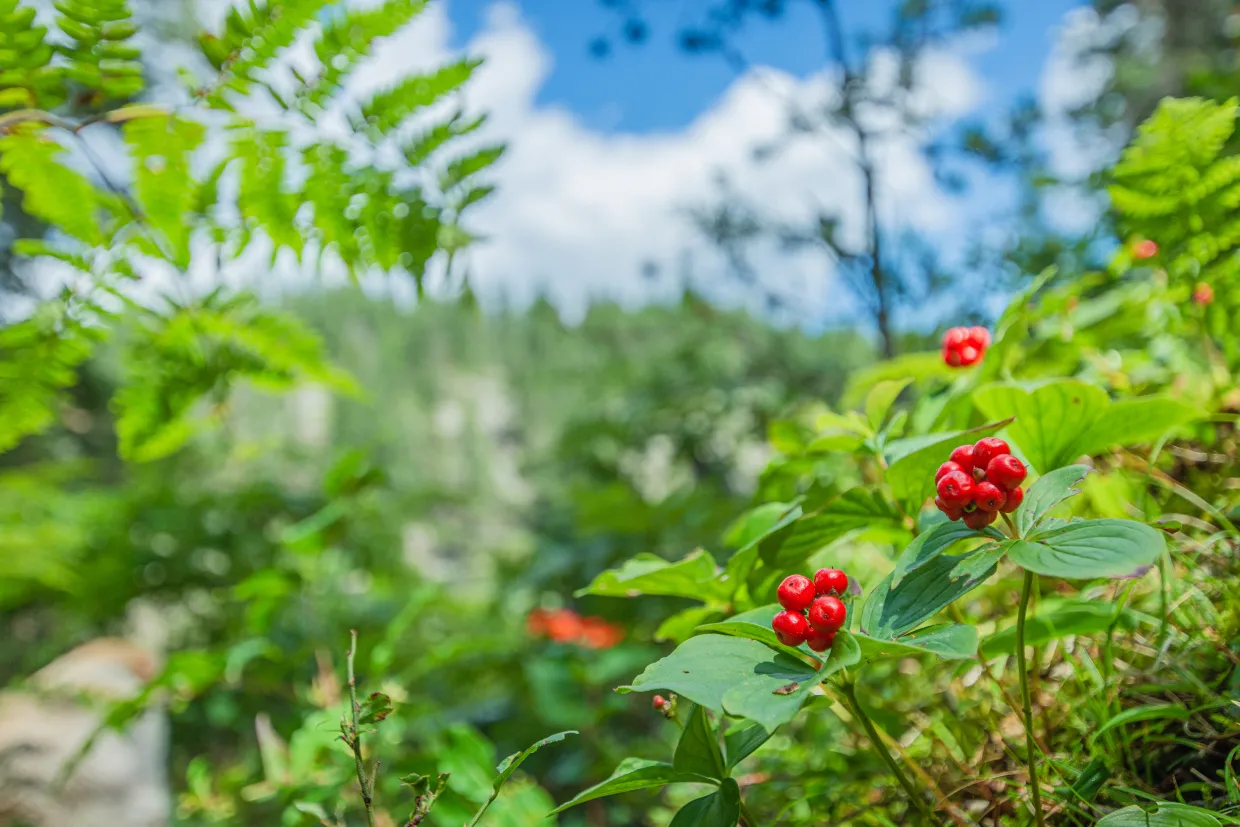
[54,0,144,103]
[301,0,428,110]
[401,111,486,167]
[203,0,330,104]
[362,57,481,135]
[230,125,302,256]
[0,0,59,108]
[0,124,107,242]
[124,114,206,268]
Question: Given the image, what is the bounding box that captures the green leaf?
[492,730,576,792]
[549,758,706,814]
[1068,756,1110,802]
[575,550,727,602]
[853,624,978,662]
[865,378,912,430]
[0,126,105,243]
[1068,396,1201,458]
[696,607,804,658]
[1096,803,1220,827]
[656,606,725,644]
[862,547,998,638]
[1008,519,1165,579]
[891,521,988,586]
[358,692,392,725]
[1016,465,1091,536]
[885,418,1013,510]
[972,380,1110,472]
[673,704,727,781]
[980,599,1141,659]
[1093,705,1192,742]
[763,487,900,571]
[724,719,771,769]
[842,352,955,409]
[124,114,206,268]
[668,778,740,827]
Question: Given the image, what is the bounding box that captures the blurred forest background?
[2,0,1239,825]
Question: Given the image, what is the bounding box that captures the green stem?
[1016,572,1045,827]
[1001,511,1019,538]
[347,630,377,827]
[739,798,761,827]
[840,681,937,825]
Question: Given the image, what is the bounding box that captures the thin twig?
[347,630,377,827]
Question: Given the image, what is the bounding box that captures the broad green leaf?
[862,547,998,638]
[853,624,978,662]
[724,719,771,769]
[492,730,576,792]
[1009,520,1165,579]
[724,502,794,549]
[656,606,725,644]
[673,705,727,782]
[972,380,1110,472]
[1096,803,1220,826]
[885,418,1013,510]
[891,521,988,586]
[720,630,860,732]
[696,608,802,658]
[549,758,706,814]
[724,506,800,594]
[668,778,741,827]
[979,599,1141,658]
[1092,705,1192,742]
[1016,465,1091,536]
[770,488,900,567]
[842,352,955,409]
[865,378,912,429]
[1069,396,1201,458]
[576,550,727,602]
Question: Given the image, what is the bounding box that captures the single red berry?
[1193,282,1214,306]
[963,509,996,530]
[808,595,847,632]
[958,345,980,365]
[936,461,963,482]
[1000,485,1024,513]
[935,496,963,521]
[967,326,991,348]
[813,568,848,596]
[653,695,667,710]
[973,481,1007,513]
[777,574,816,612]
[936,470,975,509]
[772,610,809,646]
[1133,239,1158,260]
[943,346,962,367]
[986,454,1027,490]
[943,327,969,348]
[949,444,976,474]
[806,628,836,652]
[973,437,1011,469]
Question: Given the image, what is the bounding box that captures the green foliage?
[0,0,56,109]
[54,0,143,102]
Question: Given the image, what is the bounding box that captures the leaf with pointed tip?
[972,380,1110,472]
[673,705,727,781]
[576,550,728,602]
[892,521,994,586]
[1009,519,1165,579]
[865,378,913,429]
[493,730,576,791]
[669,778,741,827]
[1068,396,1201,459]
[853,624,978,662]
[863,547,998,638]
[549,758,708,815]
[724,719,771,769]
[1017,465,1090,536]
[1096,804,1219,827]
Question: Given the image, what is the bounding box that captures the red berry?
[813,568,848,596]
[986,454,1027,490]
[772,610,809,646]
[653,695,667,709]
[973,481,1007,513]
[808,596,847,632]
[943,327,969,347]
[949,444,976,473]
[958,345,980,365]
[776,574,816,612]
[936,470,975,509]
[806,628,836,652]
[1133,239,1158,259]
[1193,282,1214,306]
[935,496,963,521]
[1000,485,1024,513]
[963,509,996,530]
[936,461,963,482]
[973,437,1011,469]
[967,326,991,348]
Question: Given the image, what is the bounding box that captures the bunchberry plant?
[941,325,989,367]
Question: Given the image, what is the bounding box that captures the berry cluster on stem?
[771,568,850,651]
[941,326,989,368]
[934,437,1027,529]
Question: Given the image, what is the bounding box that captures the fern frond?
[300,0,428,110]
[401,111,486,167]
[124,114,206,268]
[362,57,481,136]
[55,0,144,103]
[230,125,302,256]
[202,0,330,105]
[0,123,108,242]
[0,0,59,109]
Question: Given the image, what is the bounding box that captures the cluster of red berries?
[526,608,625,649]
[934,437,1027,529]
[771,568,849,652]
[942,326,990,368]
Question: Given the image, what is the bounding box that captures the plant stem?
[347,630,377,827]
[1016,572,1045,827]
[840,681,937,826]
[739,798,760,827]
[1001,512,1019,538]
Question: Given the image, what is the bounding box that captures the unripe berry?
[935,496,963,521]
[936,460,963,482]
[949,444,976,474]
[653,695,667,710]
[936,470,975,509]
[806,628,836,652]
[972,437,1011,469]
[777,574,816,612]
[814,568,848,596]
[986,454,1027,490]
[963,509,996,530]
[972,481,1007,513]
[808,595,847,632]
[772,610,809,646]
[999,485,1024,513]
